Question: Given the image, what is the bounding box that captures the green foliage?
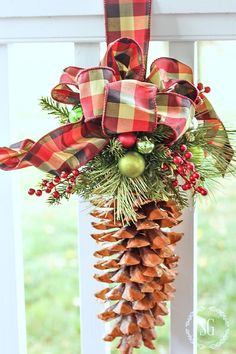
[39,112,235,222]
[40,97,70,124]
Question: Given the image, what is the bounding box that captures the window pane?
[9,43,80,354]
[198,41,236,354]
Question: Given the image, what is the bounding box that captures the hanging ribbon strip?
[104,0,152,68]
[0,1,233,175]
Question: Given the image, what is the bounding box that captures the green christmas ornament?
[189,146,205,165]
[118,152,145,178]
[69,106,83,123]
[137,138,155,154]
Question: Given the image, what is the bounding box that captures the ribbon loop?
[101,37,145,81]
[51,66,83,105]
[156,92,195,142]
[77,67,115,121]
[148,58,194,90]
[103,80,158,135]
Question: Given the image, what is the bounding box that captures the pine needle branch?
[40,96,70,124]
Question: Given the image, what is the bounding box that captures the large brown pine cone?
[91,199,183,354]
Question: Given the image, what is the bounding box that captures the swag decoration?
[0,0,235,353]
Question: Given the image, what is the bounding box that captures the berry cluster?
[196,82,211,104]
[28,169,79,199]
[170,144,208,196]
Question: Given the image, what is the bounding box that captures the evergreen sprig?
[39,122,235,223]
[40,97,70,124]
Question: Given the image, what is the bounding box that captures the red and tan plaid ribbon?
[104,0,152,68]
[0,0,233,175]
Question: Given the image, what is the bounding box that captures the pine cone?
[91,199,183,354]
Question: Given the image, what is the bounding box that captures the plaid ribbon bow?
[0,0,233,175]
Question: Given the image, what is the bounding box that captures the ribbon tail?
[195,96,234,174]
[0,122,109,175]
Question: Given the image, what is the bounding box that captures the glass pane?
[9,43,80,354]
[198,41,236,354]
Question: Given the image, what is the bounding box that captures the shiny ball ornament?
[118,152,145,178]
[117,133,137,149]
[69,106,83,123]
[189,146,205,165]
[136,138,155,154]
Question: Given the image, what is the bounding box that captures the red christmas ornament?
[117,133,137,149]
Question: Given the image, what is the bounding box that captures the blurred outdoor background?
[8,41,236,353]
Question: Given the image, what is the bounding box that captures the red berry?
[204,86,211,93]
[45,188,51,194]
[36,189,43,197]
[186,162,195,171]
[54,176,61,183]
[173,156,183,165]
[180,144,187,152]
[60,171,69,179]
[47,182,55,189]
[172,180,178,188]
[72,169,79,177]
[66,185,73,193]
[197,82,204,91]
[192,171,200,179]
[200,188,208,196]
[117,133,137,149]
[185,151,193,159]
[162,163,169,171]
[70,176,76,183]
[182,183,191,191]
[28,188,35,196]
[53,191,60,199]
[199,93,205,99]
[177,166,185,174]
[190,175,196,182]
[42,180,48,187]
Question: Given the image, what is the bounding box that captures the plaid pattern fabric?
[103,80,158,134]
[0,0,232,174]
[77,67,115,120]
[0,122,108,174]
[51,66,83,105]
[148,58,194,91]
[100,37,145,81]
[195,96,234,168]
[156,93,195,141]
[104,0,152,66]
